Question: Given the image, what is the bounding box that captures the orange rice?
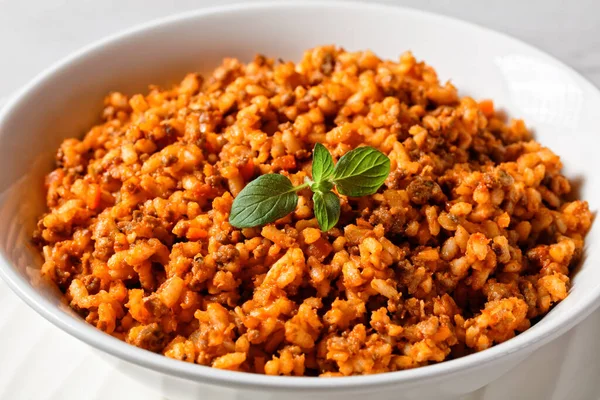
[34,46,592,376]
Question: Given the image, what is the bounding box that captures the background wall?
[1,0,599,100]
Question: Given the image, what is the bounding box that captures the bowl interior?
[0,1,599,387]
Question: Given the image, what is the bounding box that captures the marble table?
[1,1,599,399]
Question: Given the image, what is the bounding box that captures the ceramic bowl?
[0,2,598,399]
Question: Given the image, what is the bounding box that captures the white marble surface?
[1,1,600,399]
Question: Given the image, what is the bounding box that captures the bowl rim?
[1,0,599,391]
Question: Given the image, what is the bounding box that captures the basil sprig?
[229,144,390,231]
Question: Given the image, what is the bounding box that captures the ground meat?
[406,177,445,205]
[82,276,101,295]
[214,244,240,264]
[127,323,167,352]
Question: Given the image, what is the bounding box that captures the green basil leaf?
[332,146,390,197]
[313,191,340,232]
[229,174,299,228]
[312,143,335,183]
[310,180,334,193]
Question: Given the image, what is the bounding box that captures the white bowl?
[0,2,598,399]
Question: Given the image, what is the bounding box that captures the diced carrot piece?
[307,238,333,261]
[187,227,208,240]
[87,184,102,210]
[239,159,255,181]
[478,99,495,118]
[272,155,296,171]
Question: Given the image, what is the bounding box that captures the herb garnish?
[229,144,390,231]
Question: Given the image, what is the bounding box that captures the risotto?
[34,46,592,376]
